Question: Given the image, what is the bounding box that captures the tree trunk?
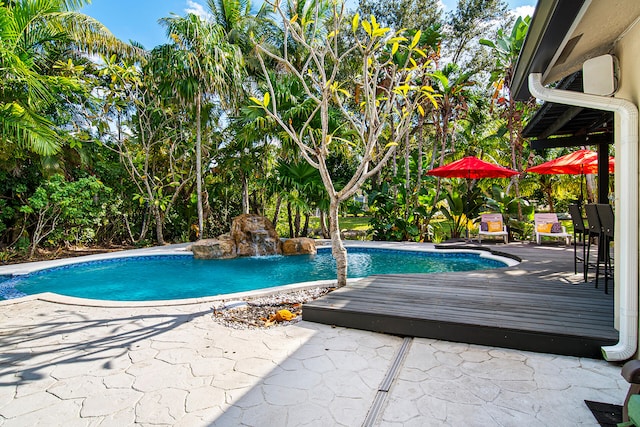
[507,101,524,220]
[329,198,347,287]
[140,202,149,240]
[584,174,596,203]
[542,180,555,212]
[404,132,411,220]
[301,212,310,237]
[154,206,165,245]
[294,207,301,237]
[241,174,249,214]
[417,128,423,193]
[392,150,397,178]
[252,192,262,216]
[287,202,294,238]
[196,95,204,238]
[202,187,210,228]
[320,210,329,239]
[272,194,283,226]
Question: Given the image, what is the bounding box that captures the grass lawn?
[308,215,372,231]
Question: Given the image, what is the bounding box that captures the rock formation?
[191,214,284,259]
[282,237,317,255]
[231,214,282,257]
[190,235,236,260]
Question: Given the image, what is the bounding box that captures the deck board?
[303,242,617,358]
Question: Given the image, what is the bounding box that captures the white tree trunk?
[241,175,249,214]
[329,198,347,287]
[196,95,204,238]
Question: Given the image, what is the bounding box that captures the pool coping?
[0,240,519,308]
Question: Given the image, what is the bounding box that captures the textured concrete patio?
[0,297,628,426]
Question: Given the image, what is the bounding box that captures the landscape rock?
[231,214,282,257]
[282,238,317,255]
[341,229,368,240]
[191,238,236,260]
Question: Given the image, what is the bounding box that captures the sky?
[81,0,536,50]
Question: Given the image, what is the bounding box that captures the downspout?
[529,73,639,361]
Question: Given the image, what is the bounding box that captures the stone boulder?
[282,237,317,255]
[231,214,282,257]
[191,237,236,259]
[341,229,368,240]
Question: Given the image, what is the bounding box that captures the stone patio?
[0,297,628,426]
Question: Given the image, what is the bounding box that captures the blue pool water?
[0,248,506,302]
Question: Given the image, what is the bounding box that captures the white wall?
[614,19,640,339]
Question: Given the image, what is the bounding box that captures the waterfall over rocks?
[191,214,283,259]
[231,214,282,257]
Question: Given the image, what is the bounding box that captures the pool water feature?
[0,248,507,302]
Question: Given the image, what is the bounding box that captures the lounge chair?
[534,213,571,245]
[477,213,508,244]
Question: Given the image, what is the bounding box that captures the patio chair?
[584,204,605,288]
[596,203,614,294]
[533,213,571,245]
[477,213,508,244]
[568,204,588,279]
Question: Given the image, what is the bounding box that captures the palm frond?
[0,101,62,155]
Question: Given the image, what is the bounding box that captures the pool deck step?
[303,242,617,359]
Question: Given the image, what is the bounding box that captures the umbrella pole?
[466,178,470,242]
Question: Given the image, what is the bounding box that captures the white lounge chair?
[534,213,571,245]
[477,213,508,244]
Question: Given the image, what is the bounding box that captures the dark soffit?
[522,71,614,142]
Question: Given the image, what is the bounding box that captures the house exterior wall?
[615,21,640,105]
[613,20,640,342]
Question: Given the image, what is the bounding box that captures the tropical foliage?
[1,0,586,271]
[0,0,140,157]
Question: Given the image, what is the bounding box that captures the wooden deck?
[303,242,617,359]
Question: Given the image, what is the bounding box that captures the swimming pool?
[0,247,508,302]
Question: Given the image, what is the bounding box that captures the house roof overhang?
[515,0,640,146]
[512,0,640,102]
[511,0,585,101]
[521,71,614,149]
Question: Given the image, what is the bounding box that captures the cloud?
[185,0,211,19]
[510,5,536,19]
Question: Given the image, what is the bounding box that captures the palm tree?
[426,63,476,218]
[429,63,476,169]
[0,0,141,157]
[275,160,326,237]
[208,0,273,67]
[207,0,280,214]
[157,13,244,238]
[236,70,340,227]
[480,15,533,218]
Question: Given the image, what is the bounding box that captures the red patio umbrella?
[526,149,614,203]
[427,156,519,240]
[427,156,520,179]
[526,149,614,175]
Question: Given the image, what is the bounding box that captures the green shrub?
[19,175,113,256]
